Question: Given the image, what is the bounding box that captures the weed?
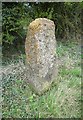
[2,41,81,118]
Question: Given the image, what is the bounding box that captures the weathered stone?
[25,18,58,95]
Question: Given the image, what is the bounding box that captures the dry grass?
[2,41,81,118]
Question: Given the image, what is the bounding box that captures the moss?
[29,19,41,34]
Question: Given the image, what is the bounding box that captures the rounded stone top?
[30,18,54,24]
[28,18,55,33]
[32,18,54,23]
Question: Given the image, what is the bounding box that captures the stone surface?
[25,18,58,95]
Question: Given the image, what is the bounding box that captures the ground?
[2,40,81,118]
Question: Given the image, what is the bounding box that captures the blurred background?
[2,2,82,57]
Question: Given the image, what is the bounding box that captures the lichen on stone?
[25,18,58,95]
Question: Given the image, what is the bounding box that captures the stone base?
[28,78,52,95]
[26,59,58,95]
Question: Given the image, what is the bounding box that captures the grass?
[2,41,81,118]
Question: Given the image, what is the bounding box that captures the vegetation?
[2,41,81,118]
[2,2,81,119]
[2,2,82,45]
